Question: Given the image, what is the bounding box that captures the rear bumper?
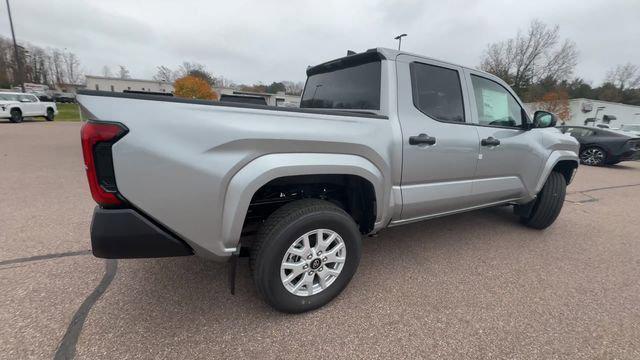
[90,207,194,259]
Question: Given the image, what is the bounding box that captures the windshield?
[300,60,381,110]
[0,93,19,101]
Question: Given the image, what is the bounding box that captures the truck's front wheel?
[250,199,361,313]
[520,171,566,229]
[9,109,22,123]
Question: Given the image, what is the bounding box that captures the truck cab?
[300,48,578,223]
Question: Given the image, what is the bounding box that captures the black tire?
[250,199,362,313]
[579,146,606,166]
[520,171,566,229]
[9,109,23,123]
[45,108,55,121]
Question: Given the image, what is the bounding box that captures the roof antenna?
[394,34,407,50]
[347,50,356,56]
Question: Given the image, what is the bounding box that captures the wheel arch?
[534,150,579,194]
[221,153,388,250]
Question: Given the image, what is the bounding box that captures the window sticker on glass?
[480,88,509,122]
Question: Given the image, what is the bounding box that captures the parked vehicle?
[219,94,268,106]
[78,48,579,313]
[0,92,58,123]
[620,124,640,137]
[35,93,54,102]
[558,125,640,166]
[53,92,76,103]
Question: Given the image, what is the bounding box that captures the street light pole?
[394,34,407,51]
[5,0,25,92]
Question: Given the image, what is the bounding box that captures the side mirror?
[533,110,557,128]
[20,98,30,103]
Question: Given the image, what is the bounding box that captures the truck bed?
[77,90,397,260]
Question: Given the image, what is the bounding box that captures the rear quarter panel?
[78,95,399,258]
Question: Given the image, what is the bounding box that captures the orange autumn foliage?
[540,90,570,121]
[174,75,219,100]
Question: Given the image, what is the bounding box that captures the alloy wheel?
[280,229,346,297]
[580,148,605,166]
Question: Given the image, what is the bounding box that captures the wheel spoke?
[304,273,315,296]
[302,234,311,255]
[289,247,305,257]
[282,261,305,282]
[318,273,328,289]
[324,268,341,278]
[290,276,305,293]
[317,231,337,252]
[324,243,345,264]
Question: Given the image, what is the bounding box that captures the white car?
[0,92,58,123]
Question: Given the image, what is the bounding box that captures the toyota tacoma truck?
[78,48,579,313]
[0,92,58,123]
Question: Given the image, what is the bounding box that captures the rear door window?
[300,61,381,110]
[410,62,465,123]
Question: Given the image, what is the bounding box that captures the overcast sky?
[1,0,638,85]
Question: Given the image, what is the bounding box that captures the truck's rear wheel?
[45,108,55,121]
[520,171,566,229]
[10,109,22,123]
[250,199,361,313]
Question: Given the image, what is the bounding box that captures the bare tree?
[49,49,65,85]
[480,20,578,93]
[153,65,175,82]
[606,63,640,90]
[102,65,112,77]
[118,65,131,79]
[282,80,305,95]
[177,61,207,77]
[62,51,82,84]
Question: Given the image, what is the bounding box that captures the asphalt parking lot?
[2,121,640,359]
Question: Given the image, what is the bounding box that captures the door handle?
[481,137,500,146]
[409,133,436,146]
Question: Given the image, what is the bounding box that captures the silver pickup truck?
[78,48,579,313]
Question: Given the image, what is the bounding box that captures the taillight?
[80,121,128,207]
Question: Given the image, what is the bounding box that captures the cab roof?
[306,47,489,77]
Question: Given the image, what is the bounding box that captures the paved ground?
[2,121,640,359]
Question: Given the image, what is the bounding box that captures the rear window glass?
[0,93,19,101]
[410,62,465,122]
[300,61,381,110]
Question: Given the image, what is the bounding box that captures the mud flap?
[228,254,238,295]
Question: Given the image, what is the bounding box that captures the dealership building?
[527,98,640,128]
[85,76,174,94]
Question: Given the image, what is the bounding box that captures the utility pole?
[5,0,25,92]
[394,34,407,51]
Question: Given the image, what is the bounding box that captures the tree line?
[0,35,82,88]
[0,35,305,97]
[6,23,638,106]
[479,19,640,115]
[152,62,304,95]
